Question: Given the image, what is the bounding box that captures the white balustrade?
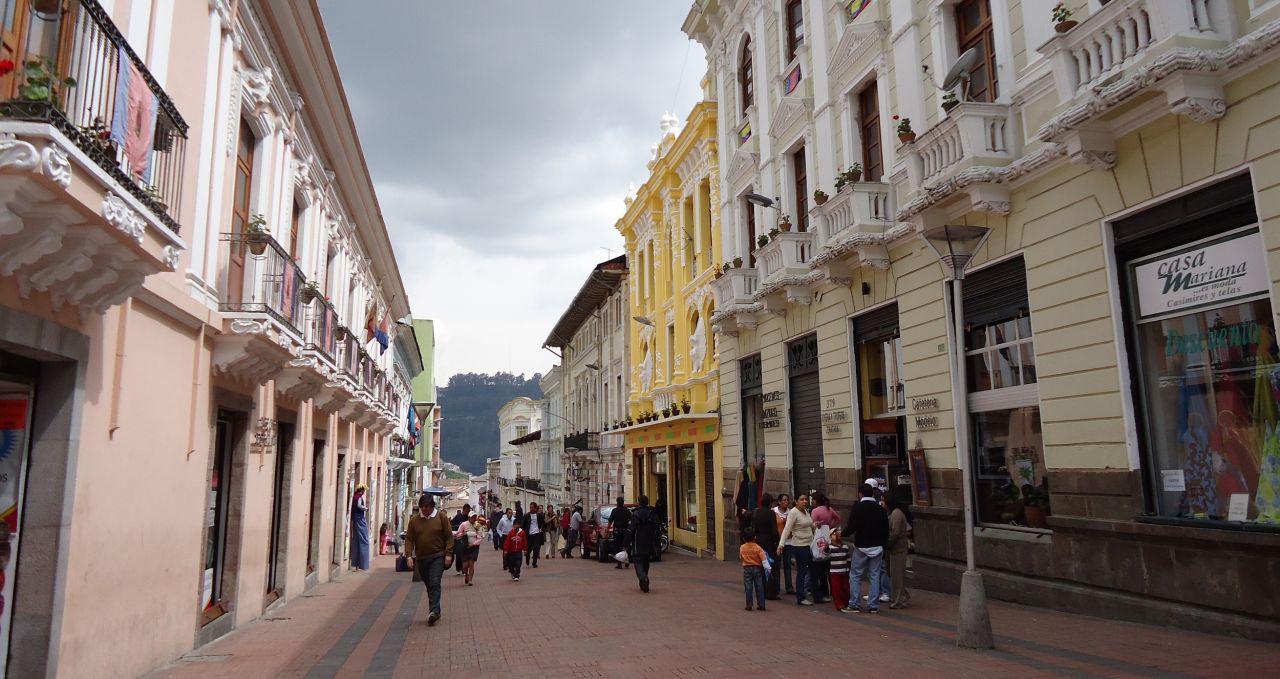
[908,103,1015,186]
[756,232,814,283]
[815,182,891,247]
[712,267,759,307]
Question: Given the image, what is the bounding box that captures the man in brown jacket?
[405,493,455,626]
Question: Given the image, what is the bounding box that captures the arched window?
[739,36,753,114]
[785,0,805,62]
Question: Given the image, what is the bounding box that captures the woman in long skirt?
[350,484,371,570]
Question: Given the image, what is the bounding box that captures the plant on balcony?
[894,116,916,143]
[680,397,691,414]
[778,214,792,232]
[813,189,829,206]
[835,163,863,191]
[769,227,781,238]
[142,183,168,213]
[942,90,960,113]
[302,280,323,305]
[757,234,770,248]
[78,116,117,158]
[245,213,270,255]
[15,56,76,110]
[661,407,671,418]
[1051,2,1077,33]
[733,256,743,268]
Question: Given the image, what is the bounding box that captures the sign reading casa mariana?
[1133,227,1268,321]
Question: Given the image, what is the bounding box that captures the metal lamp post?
[921,223,994,650]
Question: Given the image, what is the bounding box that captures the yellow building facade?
[614,101,727,559]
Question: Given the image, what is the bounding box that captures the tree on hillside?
[438,372,542,475]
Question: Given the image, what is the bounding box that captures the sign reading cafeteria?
[1133,227,1268,320]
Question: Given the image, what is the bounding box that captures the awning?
[617,414,720,448]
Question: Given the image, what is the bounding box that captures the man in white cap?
[860,478,891,604]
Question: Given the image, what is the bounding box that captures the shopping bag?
[558,535,567,550]
[395,555,411,572]
[614,550,629,564]
[763,553,773,581]
[810,525,832,561]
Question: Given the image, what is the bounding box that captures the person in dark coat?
[608,496,632,569]
[751,493,782,599]
[520,502,546,568]
[627,495,660,593]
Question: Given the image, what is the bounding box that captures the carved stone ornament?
[0,134,39,172]
[1069,150,1117,170]
[690,315,707,372]
[972,200,1012,215]
[209,0,234,33]
[163,245,180,270]
[726,147,759,187]
[41,144,70,187]
[240,67,273,113]
[897,143,1068,222]
[768,95,812,141]
[1170,96,1227,124]
[103,192,146,244]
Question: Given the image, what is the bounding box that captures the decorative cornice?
[753,271,823,301]
[103,193,145,245]
[827,20,887,78]
[1069,150,1117,170]
[896,143,1068,222]
[726,146,759,187]
[810,223,913,269]
[768,95,812,141]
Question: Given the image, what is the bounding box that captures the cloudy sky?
[317,2,706,383]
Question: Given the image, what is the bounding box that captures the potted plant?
[1022,484,1052,529]
[835,163,864,191]
[302,280,323,304]
[1052,2,1077,33]
[733,256,743,268]
[778,214,792,232]
[142,184,168,213]
[769,227,781,238]
[813,189,829,206]
[661,406,671,418]
[894,116,915,143]
[680,398,691,414]
[245,213,270,255]
[15,56,76,110]
[942,90,960,113]
[757,234,770,248]
[79,116,116,158]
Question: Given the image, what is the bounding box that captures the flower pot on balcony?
[247,232,269,256]
[779,221,791,232]
[733,256,743,268]
[1054,20,1077,34]
[898,132,916,143]
[942,100,960,113]
[813,191,828,206]
[681,403,691,414]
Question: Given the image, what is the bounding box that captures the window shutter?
[853,303,899,341]
[963,257,1028,327]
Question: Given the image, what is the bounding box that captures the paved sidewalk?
[147,551,1280,678]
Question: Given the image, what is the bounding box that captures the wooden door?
[227,120,255,305]
[0,0,29,99]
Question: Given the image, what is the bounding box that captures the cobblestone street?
[148,552,1280,678]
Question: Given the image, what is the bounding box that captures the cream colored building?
[497,396,542,508]
[0,2,416,676]
[686,0,1280,638]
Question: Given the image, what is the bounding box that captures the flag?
[111,46,158,183]
[376,313,390,354]
[364,304,377,343]
[407,405,418,447]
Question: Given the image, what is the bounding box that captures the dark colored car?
[581,503,669,562]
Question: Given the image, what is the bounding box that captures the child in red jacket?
[504,525,527,581]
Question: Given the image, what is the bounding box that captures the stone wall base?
[910,555,1280,643]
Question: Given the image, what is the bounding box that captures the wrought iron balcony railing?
[304,299,338,362]
[0,0,188,233]
[563,431,599,451]
[218,233,306,334]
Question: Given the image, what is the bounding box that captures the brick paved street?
[148,551,1280,679]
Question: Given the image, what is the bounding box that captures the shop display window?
[972,407,1048,528]
[676,445,698,532]
[859,335,906,416]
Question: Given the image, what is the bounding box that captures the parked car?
[580,503,670,562]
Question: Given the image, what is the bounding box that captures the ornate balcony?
[711,267,760,335]
[812,183,894,283]
[212,232,307,384]
[0,0,188,316]
[907,103,1017,188]
[754,231,817,310]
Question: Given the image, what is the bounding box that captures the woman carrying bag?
[778,493,815,606]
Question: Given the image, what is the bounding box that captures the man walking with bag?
[404,494,455,626]
[627,495,660,593]
[608,496,632,569]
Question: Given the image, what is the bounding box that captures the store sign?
[762,390,786,430]
[821,407,850,438]
[1134,228,1268,320]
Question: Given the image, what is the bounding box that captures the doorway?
[332,451,346,568]
[788,334,824,495]
[306,438,325,575]
[265,421,294,603]
[0,381,33,678]
[203,409,243,625]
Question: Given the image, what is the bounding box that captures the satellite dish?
[941,48,980,95]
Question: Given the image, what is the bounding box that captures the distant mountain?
[439,372,542,475]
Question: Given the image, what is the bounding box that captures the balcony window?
[739,35,753,115]
[956,0,997,102]
[743,193,757,266]
[289,201,302,260]
[792,146,808,233]
[858,81,883,182]
[785,0,804,63]
[227,120,257,305]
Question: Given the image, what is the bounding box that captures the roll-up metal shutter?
[963,256,1028,328]
[703,443,716,548]
[787,334,824,494]
[853,303,899,341]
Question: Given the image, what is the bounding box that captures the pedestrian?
[503,521,527,581]
[452,503,470,575]
[825,529,852,611]
[772,494,794,595]
[488,506,504,550]
[378,522,390,555]
[739,526,768,611]
[867,478,892,604]
[885,494,912,609]
[841,483,889,614]
[608,496,632,569]
[497,508,515,569]
[562,505,583,558]
[810,491,841,604]
[626,495,660,592]
[453,511,484,586]
[778,493,814,606]
[544,504,558,559]
[521,502,545,568]
[349,484,371,571]
[751,493,781,600]
[404,493,455,626]
[559,506,571,555]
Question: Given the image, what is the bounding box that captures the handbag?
[395,554,411,572]
[810,525,832,561]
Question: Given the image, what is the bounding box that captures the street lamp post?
[921,224,994,650]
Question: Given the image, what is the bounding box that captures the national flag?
[375,313,390,354]
[364,304,377,343]
[111,45,158,183]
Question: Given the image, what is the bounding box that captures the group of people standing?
[740,480,912,614]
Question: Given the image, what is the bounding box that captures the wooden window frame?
[793,146,808,233]
[785,0,804,63]
[955,0,998,103]
[745,195,757,266]
[858,81,883,183]
[739,36,753,115]
[233,120,255,237]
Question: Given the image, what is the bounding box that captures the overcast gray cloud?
[317,1,705,381]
